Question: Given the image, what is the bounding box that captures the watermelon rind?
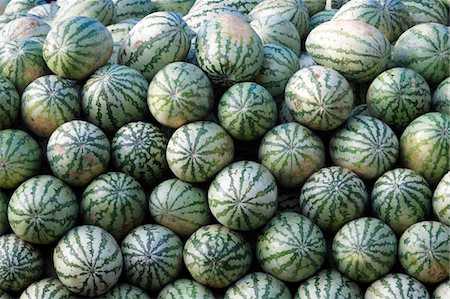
[19,278,72,299]
[0,75,20,129]
[103,283,151,299]
[157,279,215,299]
[112,0,153,22]
[53,0,116,26]
[433,171,450,226]
[433,280,450,299]
[225,272,292,299]
[365,273,430,299]
[432,77,450,115]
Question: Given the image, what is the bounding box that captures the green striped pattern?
[3,0,46,14]
[432,77,450,115]
[400,112,450,186]
[149,178,211,237]
[21,74,81,137]
[306,20,391,83]
[112,0,153,22]
[0,129,41,189]
[0,16,50,43]
[250,15,301,55]
[183,5,243,33]
[53,0,116,25]
[0,12,30,31]
[112,121,168,184]
[121,224,183,291]
[196,13,263,87]
[183,224,252,288]
[189,0,262,15]
[367,67,431,130]
[365,273,430,299]
[157,279,215,299]
[257,212,326,282]
[104,283,150,299]
[329,115,399,180]
[154,0,195,14]
[166,121,234,183]
[27,3,59,23]
[351,104,370,117]
[295,269,362,299]
[433,280,450,299]
[258,122,325,189]
[107,19,139,64]
[119,12,191,82]
[401,0,449,25]
[54,225,123,297]
[208,160,278,231]
[393,23,449,86]
[332,217,397,283]
[300,166,368,232]
[325,0,350,9]
[399,221,449,284]
[0,234,43,292]
[304,0,326,15]
[0,38,49,93]
[19,278,72,299]
[81,172,146,239]
[225,272,291,299]
[0,192,7,236]
[147,61,214,129]
[433,171,450,226]
[0,76,20,129]
[371,168,432,234]
[46,120,111,187]
[307,9,337,36]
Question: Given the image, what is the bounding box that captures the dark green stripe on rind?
[20,278,72,299]
[0,76,20,129]
[225,272,291,299]
[157,279,215,299]
[433,171,450,226]
[365,273,430,299]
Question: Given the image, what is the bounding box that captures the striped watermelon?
[0,12,31,31]
[433,171,450,226]
[300,166,368,232]
[19,278,72,299]
[166,121,234,183]
[254,44,299,97]
[250,15,301,55]
[393,23,449,86]
[3,0,46,14]
[196,13,263,86]
[325,0,351,9]
[286,65,354,131]
[147,61,214,129]
[432,77,450,115]
[257,212,326,282]
[157,279,215,299]
[371,168,432,234]
[27,3,59,24]
[0,129,41,189]
[121,224,183,291]
[189,0,261,15]
[112,121,168,184]
[81,172,146,240]
[307,9,337,36]
[103,283,150,299]
[183,224,252,288]
[82,64,149,133]
[401,0,449,25]
[112,0,152,22]
[154,0,195,14]
[208,160,278,231]
[365,273,430,299]
[258,122,325,189]
[332,217,397,283]
[183,5,243,34]
[0,75,20,129]
[0,38,49,93]
[118,12,191,82]
[107,18,139,64]
[21,74,81,137]
[149,178,211,237]
[351,104,370,117]
[0,192,7,236]
[399,221,449,284]
[329,115,399,180]
[47,120,111,187]
[298,52,316,69]
[305,20,391,83]
[54,225,123,297]
[53,0,116,26]
[304,0,326,15]
[0,15,50,43]
[400,112,450,186]
[433,280,450,299]
[295,269,362,299]
[225,272,291,299]
[0,234,43,292]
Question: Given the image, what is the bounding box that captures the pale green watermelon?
[365,273,430,299]
[157,279,215,299]
[107,18,139,64]
[0,12,30,31]
[304,0,326,15]
[0,192,7,236]
[225,272,292,299]
[351,104,370,117]
[112,0,152,22]
[19,278,72,299]
[433,280,450,299]
[307,9,337,36]
[3,0,46,14]
[103,283,151,299]
[53,0,116,25]
[298,52,316,69]
[189,0,261,15]
[0,15,50,43]
[325,0,351,9]
[433,171,450,226]
[0,75,20,129]
[432,77,450,115]
[401,0,449,25]
[27,2,59,24]
[183,4,243,34]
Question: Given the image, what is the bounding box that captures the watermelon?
[257,212,326,282]
[295,269,362,299]
[225,272,292,299]
[112,121,168,184]
[19,278,72,299]
[112,0,153,22]
[305,20,391,83]
[432,77,450,115]
[399,221,449,284]
[351,104,370,117]
[330,115,399,180]
[325,0,351,9]
[27,2,59,24]
[332,217,397,283]
[147,61,214,129]
[371,168,432,234]
[0,234,43,292]
[393,23,449,86]
[300,166,368,232]
[365,273,430,299]
[3,0,46,14]
[0,192,7,236]
[189,0,261,16]
[183,5,244,34]
[53,0,116,26]
[401,0,449,25]
[149,178,211,237]
[0,75,20,129]
[118,12,191,82]
[307,9,337,36]
[103,283,150,299]
[157,279,215,299]
[208,160,278,231]
[81,172,146,240]
[0,129,41,189]
[21,74,81,137]
[0,12,31,31]
[107,18,139,63]
[433,171,450,226]
[153,0,195,14]
[54,225,123,297]
[166,121,234,183]
[304,0,326,15]
[250,15,301,55]
[400,112,450,186]
[366,67,431,131]
[433,280,450,299]
[254,44,299,97]
[0,15,50,43]
[258,122,326,189]
[298,52,316,69]
[183,224,252,288]
[121,224,183,291]
[46,120,111,187]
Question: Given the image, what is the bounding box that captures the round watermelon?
[112,0,153,22]
[153,0,195,14]
[365,273,430,299]
[0,192,7,236]
[157,278,215,299]
[27,2,59,24]
[19,278,72,299]
[0,75,20,129]
[433,280,450,299]
[307,9,337,36]
[3,0,46,15]
[188,0,259,15]
[433,171,450,226]
[225,272,292,299]
[325,0,351,9]
[103,283,150,299]
[432,77,450,115]
[351,104,370,117]
[183,5,243,34]
[53,0,116,26]
[107,18,139,64]
[401,0,448,25]
[0,15,50,43]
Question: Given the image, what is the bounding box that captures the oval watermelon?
[365,273,430,299]
[157,279,215,299]
[433,280,450,299]
[432,77,450,115]
[103,283,150,299]
[19,278,72,299]
[112,0,153,22]
[433,171,450,226]
[225,272,292,299]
